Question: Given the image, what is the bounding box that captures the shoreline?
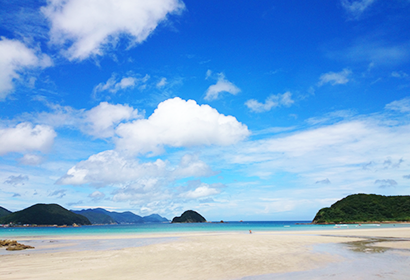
[1,228,410,279]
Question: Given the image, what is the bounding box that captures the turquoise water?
[1,221,409,238]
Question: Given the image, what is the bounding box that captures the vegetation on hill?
[313,194,410,224]
[71,209,116,224]
[0,206,12,218]
[0,204,91,226]
[171,210,206,223]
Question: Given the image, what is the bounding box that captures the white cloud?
[217,107,410,200]
[93,74,150,95]
[0,37,52,99]
[18,154,45,166]
[0,123,56,155]
[83,102,142,138]
[89,191,105,200]
[42,0,185,60]
[391,71,408,78]
[57,150,215,186]
[204,73,241,101]
[180,184,221,199]
[205,69,212,80]
[341,0,376,19]
[375,179,397,188]
[340,41,410,66]
[57,150,167,186]
[29,101,142,139]
[4,175,29,186]
[115,97,250,156]
[318,69,352,86]
[245,92,294,113]
[156,77,167,88]
[385,97,410,113]
[172,154,217,178]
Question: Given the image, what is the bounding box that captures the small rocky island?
[171,210,206,223]
[313,193,410,224]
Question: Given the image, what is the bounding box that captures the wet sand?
[1,228,409,280]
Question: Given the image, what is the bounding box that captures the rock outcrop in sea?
[171,210,206,223]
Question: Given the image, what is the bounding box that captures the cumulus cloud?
[180,183,221,199]
[341,0,376,19]
[0,37,52,99]
[318,69,352,86]
[93,74,150,96]
[115,97,250,156]
[204,73,241,101]
[42,0,185,60]
[83,102,142,138]
[57,150,167,186]
[385,97,410,113]
[29,101,142,139]
[57,150,215,186]
[172,154,217,178]
[0,123,56,155]
[245,92,294,113]
[4,175,29,186]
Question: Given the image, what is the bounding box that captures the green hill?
[171,210,206,223]
[0,206,12,218]
[312,194,410,224]
[0,203,91,226]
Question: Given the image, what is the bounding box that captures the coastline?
[1,227,410,279]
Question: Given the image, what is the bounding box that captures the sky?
[0,0,410,221]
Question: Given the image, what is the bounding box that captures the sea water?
[1,221,408,238]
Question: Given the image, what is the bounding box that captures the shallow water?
[0,236,177,255]
[240,239,410,280]
[1,221,408,238]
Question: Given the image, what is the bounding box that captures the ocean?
[1,221,408,238]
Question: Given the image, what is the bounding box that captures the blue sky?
[1,0,410,221]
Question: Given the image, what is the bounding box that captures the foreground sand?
[1,228,409,280]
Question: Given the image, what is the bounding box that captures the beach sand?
[1,228,409,279]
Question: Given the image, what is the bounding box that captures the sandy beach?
[1,228,410,280]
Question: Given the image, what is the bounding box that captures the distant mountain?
[93,208,144,223]
[313,194,410,224]
[0,206,12,218]
[71,209,116,224]
[172,210,206,223]
[71,208,169,224]
[143,214,169,223]
[0,204,91,226]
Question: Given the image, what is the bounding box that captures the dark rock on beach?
[1,240,34,251]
